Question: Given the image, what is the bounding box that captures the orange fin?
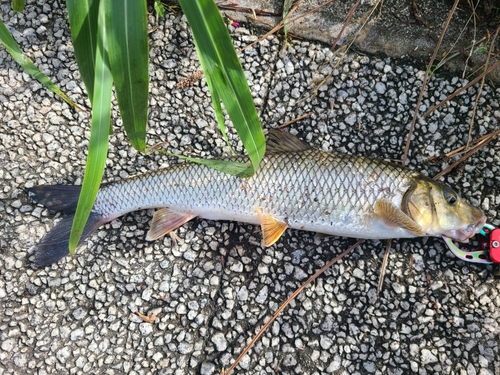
[374,199,424,236]
[146,208,195,241]
[254,206,288,247]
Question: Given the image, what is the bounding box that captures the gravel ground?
[1,2,500,375]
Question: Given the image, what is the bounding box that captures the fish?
[28,130,486,267]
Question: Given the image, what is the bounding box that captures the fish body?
[97,148,417,239]
[29,131,486,267]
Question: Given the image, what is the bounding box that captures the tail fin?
[28,185,104,268]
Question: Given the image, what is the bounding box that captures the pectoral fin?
[374,199,424,236]
[254,206,288,247]
[146,208,195,241]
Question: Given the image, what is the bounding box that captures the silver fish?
[28,130,486,267]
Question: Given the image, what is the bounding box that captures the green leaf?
[0,19,81,109]
[154,0,165,18]
[159,150,252,176]
[178,0,265,175]
[69,0,112,253]
[12,0,25,12]
[104,0,148,152]
[204,72,234,154]
[283,0,292,39]
[66,0,99,102]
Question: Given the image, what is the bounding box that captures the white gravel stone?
[70,328,84,341]
[211,332,227,351]
[285,61,294,74]
[200,362,216,375]
[392,283,405,294]
[421,349,438,364]
[139,323,153,335]
[1,339,15,352]
[375,82,386,94]
[56,347,71,364]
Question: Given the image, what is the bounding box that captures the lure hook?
[442,224,500,264]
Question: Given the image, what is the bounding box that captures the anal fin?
[374,199,424,236]
[254,206,288,247]
[146,208,195,241]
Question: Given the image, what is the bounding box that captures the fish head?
[402,178,486,242]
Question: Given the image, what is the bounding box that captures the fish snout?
[451,212,487,243]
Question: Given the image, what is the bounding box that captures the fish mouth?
[442,215,487,243]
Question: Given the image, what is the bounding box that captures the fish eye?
[443,187,458,205]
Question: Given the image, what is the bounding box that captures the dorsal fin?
[266,129,311,154]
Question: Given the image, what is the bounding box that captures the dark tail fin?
[28,185,104,268]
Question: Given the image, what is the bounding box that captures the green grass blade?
[158,150,251,176]
[66,0,99,102]
[0,19,80,109]
[69,1,112,253]
[154,0,165,18]
[204,72,234,154]
[148,142,251,176]
[178,0,265,174]
[283,0,292,39]
[12,0,25,12]
[104,0,148,152]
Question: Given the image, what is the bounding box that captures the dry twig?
[239,0,336,53]
[466,29,499,148]
[428,129,500,163]
[176,70,204,89]
[377,239,392,295]
[307,0,384,101]
[136,311,157,323]
[276,112,313,129]
[423,53,500,118]
[432,129,500,180]
[412,0,433,28]
[402,0,461,165]
[330,0,362,51]
[217,4,281,17]
[223,239,364,375]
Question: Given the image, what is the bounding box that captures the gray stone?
[421,349,438,364]
[56,347,71,364]
[200,362,216,375]
[139,323,153,336]
[211,332,227,351]
[375,82,386,94]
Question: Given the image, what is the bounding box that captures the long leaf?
[66,0,99,102]
[104,0,148,152]
[69,0,112,253]
[204,72,234,154]
[283,0,292,40]
[158,150,251,176]
[0,19,80,109]
[12,0,25,12]
[178,0,265,175]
